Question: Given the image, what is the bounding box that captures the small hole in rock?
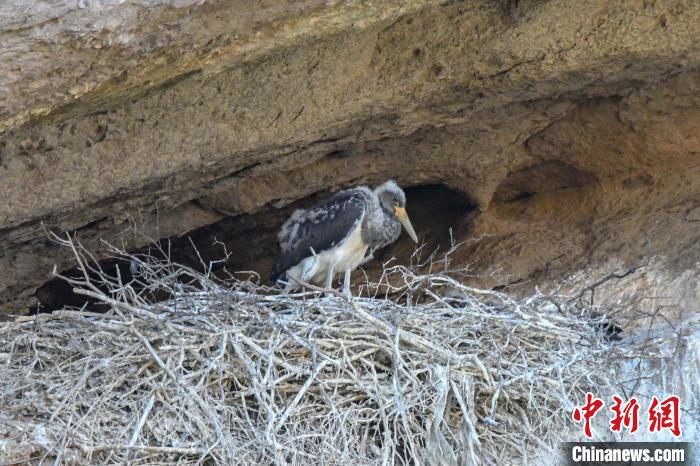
[326,149,351,159]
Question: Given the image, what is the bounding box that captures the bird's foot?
[342,286,352,298]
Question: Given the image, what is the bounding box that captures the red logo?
[648,395,681,437]
[572,394,681,438]
[610,395,640,433]
[572,392,604,438]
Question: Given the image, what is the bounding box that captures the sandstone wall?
[1,0,699,313]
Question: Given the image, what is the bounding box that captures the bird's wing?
[271,190,367,282]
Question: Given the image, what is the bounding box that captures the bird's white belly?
[286,225,368,286]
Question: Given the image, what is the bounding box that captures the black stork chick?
[271,180,418,296]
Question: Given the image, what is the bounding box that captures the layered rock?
[1,0,699,313]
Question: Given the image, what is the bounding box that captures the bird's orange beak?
[395,207,418,243]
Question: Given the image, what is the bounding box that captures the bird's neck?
[363,201,401,248]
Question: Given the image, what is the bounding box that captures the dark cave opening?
[31,184,476,313]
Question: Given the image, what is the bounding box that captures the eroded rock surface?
[1,0,699,314]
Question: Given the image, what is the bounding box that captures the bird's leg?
[325,266,334,297]
[301,260,314,283]
[342,269,352,297]
[301,248,320,286]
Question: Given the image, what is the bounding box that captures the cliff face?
[1,0,699,313]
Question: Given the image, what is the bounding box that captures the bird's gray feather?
[271,190,367,282]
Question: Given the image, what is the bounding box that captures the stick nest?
[0,238,659,465]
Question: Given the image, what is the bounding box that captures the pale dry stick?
[126,392,156,464]
[71,287,163,320]
[236,331,313,376]
[265,311,343,369]
[391,328,421,461]
[299,280,476,369]
[272,359,331,435]
[90,444,206,455]
[195,332,228,390]
[229,336,280,435]
[131,326,233,463]
[450,378,481,465]
[365,360,393,466]
[48,354,114,423]
[430,366,451,430]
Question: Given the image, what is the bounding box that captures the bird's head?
[375,180,418,243]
